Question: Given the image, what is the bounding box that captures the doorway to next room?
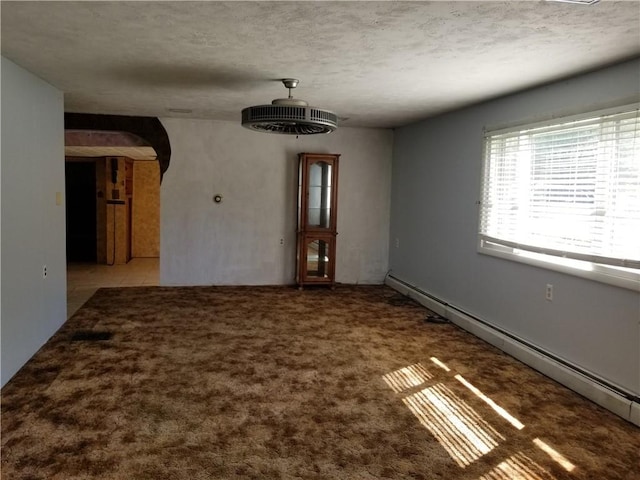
[64,155,161,318]
[63,115,171,317]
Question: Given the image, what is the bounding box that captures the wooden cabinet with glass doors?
[296,153,340,288]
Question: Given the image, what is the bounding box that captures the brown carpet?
[1,285,638,479]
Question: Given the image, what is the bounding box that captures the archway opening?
[64,114,171,317]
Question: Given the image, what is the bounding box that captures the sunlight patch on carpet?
[455,374,525,430]
[382,363,433,393]
[402,383,505,468]
[430,356,451,372]
[533,438,576,472]
[479,452,555,480]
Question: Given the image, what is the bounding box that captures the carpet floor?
[1,285,638,479]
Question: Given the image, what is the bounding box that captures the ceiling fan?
[241,79,338,135]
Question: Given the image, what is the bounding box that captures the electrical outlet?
[279,238,284,245]
[395,237,400,248]
[43,265,48,279]
[545,284,553,302]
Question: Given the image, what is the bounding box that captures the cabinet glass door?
[305,238,332,278]
[307,161,332,229]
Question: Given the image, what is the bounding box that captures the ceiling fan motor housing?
[242,104,338,134]
[241,79,338,135]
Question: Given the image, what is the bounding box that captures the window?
[479,104,640,290]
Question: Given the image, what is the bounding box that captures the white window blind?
[479,105,640,281]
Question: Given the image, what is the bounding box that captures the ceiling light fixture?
[241,79,338,135]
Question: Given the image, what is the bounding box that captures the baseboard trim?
[385,274,639,427]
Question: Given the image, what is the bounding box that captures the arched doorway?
[65,113,171,178]
[65,113,171,264]
[64,114,171,316]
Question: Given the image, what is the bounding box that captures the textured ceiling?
[2,1,639,129]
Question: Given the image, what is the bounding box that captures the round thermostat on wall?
[213,194,223,204]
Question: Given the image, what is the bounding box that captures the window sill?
[478,239,640,292]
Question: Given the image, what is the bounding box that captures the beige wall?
[132,161,160,257]
[160,118,393,286]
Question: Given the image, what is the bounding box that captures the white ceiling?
[2,1,639,129]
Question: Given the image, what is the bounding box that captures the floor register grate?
[70,331,114,342]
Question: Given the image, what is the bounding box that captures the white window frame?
[478,104,640,292]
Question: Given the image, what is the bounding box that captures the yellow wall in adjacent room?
[133,161,160,258]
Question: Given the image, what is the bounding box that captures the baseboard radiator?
[385,274,640,427]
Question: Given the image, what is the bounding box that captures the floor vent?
[70,331,113,342]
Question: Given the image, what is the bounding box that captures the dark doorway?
[65,161,97,262]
